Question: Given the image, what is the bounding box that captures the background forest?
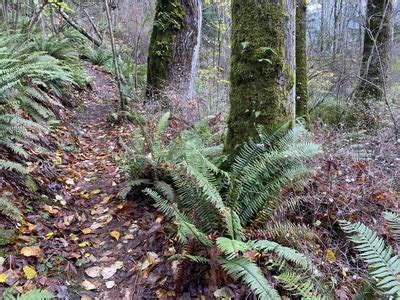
[0,0,399,299]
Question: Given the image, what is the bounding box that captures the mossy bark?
[224,0,293,163]
[146,0,202,101]
[354,0,392,104]
[295,0,309,122]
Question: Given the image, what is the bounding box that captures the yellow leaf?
[82,193,91,200]
[23,266,37,280]
[45,232,55,240]
[110,231,120,241]
[91,189,102,195]
[81,228,92,235]
[79,242,91,248]
[69,233,79,241]
[100,196,112,205]
[326,249,336,262]
[0,272,8,283]
[20,246,44,258]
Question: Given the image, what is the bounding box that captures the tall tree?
[354,0,393,107]
[295,0,309,121]
[224,0,295,163]
[146,0,202,100]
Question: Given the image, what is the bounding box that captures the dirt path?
[40,65,175,299]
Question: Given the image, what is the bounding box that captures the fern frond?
[16,289,54,300]
[0,196,23,222]
[275,271,326,299]
[383,212,400,243]
[218,257,281,300]
[251,240,314,271]
[340,220,400,296]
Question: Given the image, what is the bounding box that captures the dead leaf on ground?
[81,279,97,290]
[20,246,44,258]
[110,231,120,241]
[85,266,102,278]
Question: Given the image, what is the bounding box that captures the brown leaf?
[20,246,44,258]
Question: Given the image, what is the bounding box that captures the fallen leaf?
[79,242,91,248]
[85,266,102,278]
[0,272,7,283]
[45,232,55,240]
[124,234,134,240]
[81,279,97,290]
[326,249,337,262]
[55,195,63,201]
[82,228,92,235]
[23,265,37,279]
[112,261,123,270]
[91,189,102,195]
[20,246,44,258]
[65,178,75,185]
[101,266,117,280]
[69,233,79,241]
[64,215,74,226]
[105,281,115,289]
[43,204,59,215]
[110,231,120,241]
[100,196,112,205]
[141,252,159,271]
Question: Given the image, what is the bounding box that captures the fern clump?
[121,113,325,298]
[340,213,400,297]
[0,31,82,221]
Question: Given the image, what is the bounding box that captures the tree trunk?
[146,0,202,101]
[354,0,393,105]
[224,0,294,163]
[295,0,309,121]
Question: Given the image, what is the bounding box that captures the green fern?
[1,287,54,300]
[340,220,400,296]
[218,257,281,300]
[383,212,400,243]
[0,197,23,223]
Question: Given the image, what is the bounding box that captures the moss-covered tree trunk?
[224,0,294,163]
[354,0,392,108]
[295,0,309,121]
[146,0,202,101]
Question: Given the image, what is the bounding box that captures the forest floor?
[1,64,399,299]
[1,65,177,299]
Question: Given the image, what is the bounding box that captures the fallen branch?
[58,9,101,47]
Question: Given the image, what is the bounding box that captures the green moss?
[146,0,185,97]
[225,0,291,163]
[295,0,309,122]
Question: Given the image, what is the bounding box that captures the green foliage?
[84,46,112,67]
[383,212,400,243]
[121,114,324,298]
[1,287,54,300]
[0,31,81,221]
[340,217,400,296]
[0,197,23,223]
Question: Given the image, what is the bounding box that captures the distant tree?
[354,0,393,114]
[296,0,309,121]
[146,0,202,100]
[224,0,295,164]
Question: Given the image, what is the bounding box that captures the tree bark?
[354,0,393,104]
[146,0,202,101]
[224,0,294,163]
[295,0,309,121]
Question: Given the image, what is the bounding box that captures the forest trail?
[34,65,175,299]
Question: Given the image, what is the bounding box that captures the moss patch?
[146,0,185,97]
[225,0,291,162]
